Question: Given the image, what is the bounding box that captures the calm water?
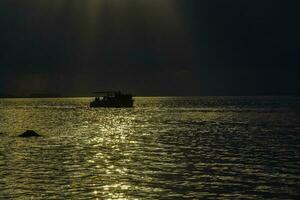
[0,97,299,199]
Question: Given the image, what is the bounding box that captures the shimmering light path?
[0,97,300,199]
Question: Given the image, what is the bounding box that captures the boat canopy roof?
[93,91,132,97]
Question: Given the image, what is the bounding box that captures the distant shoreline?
[0,95,299,99]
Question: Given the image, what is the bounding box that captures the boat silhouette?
[90,91,134,108]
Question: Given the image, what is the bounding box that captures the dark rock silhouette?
[19,130,41,137]
[0,132,3,135]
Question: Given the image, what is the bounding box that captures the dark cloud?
[0,0,299,96]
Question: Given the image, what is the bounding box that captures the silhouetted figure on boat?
[90,91,134,108]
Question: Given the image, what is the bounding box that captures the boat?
[90,91,134,108]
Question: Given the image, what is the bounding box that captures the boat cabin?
[90,91,134,108]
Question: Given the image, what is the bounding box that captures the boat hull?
[90,100,134,108]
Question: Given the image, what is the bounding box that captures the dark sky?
[0,0,299,96]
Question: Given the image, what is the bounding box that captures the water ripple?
[0,97,299,199]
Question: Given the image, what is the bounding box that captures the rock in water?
[19,130,41,137]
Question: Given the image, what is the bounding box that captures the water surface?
[0,97,299,199]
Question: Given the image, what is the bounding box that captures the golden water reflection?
[0,97,299,199]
